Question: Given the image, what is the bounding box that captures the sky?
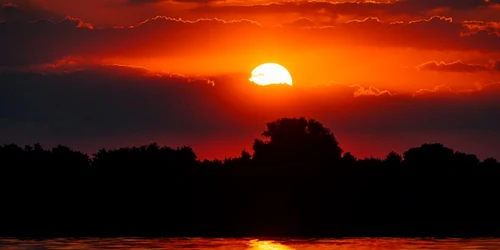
[1,0,500,160]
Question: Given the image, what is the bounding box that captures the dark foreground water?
[2,238,500,249]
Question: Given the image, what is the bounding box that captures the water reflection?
[1,238,500,249]
[248,240,296,250]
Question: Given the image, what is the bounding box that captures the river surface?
[1,238,500,249]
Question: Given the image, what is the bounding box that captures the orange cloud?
[416,60,490,72]
[460,81,500,93]
[412,84,455,97]
[416,60,500,72]
[350,84,393,97]
[462,21,500,36]
[411,81,500,97]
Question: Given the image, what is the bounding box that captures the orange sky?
[1,0,499,159]
[2,0,500,93]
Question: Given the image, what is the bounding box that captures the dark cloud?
[0,16,265,67]
[1,3,22,17]
[393,0,500,12]
[0,0,63,22]
[310,16,500,52]
[1,3,20,11]
[1,15,500,68]
[340,16,500,51]
[190,0,500,20]
[0,65,226,139]
[1,64,500,158]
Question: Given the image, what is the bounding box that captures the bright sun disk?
[249,63,293,86]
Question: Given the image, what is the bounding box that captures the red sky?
[1,0,499,160]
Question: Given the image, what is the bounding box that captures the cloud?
[350,84,393,97]
[280,17,315,28]
[0,65,224,138]
[189,0,500,22]
[341,15,500,51]
[2,2,19,10]
[1,2,21,14]
[416,60,490,72]
[2,14,500,68]
[394,0,500,12]
[411,82,500,97]
[0,16,264,67]
[5,0,499,30]
[413,84,455,97]
[462,21,500,36]
[460,81,500,93]
[416,60,500,72]
[0,0,63,22]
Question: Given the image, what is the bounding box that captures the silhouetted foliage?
[384,151,402,166]
[343,152,357,165]
[253,117,342,170]
[0,117,499,237]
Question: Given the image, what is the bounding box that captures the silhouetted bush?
[0,117,499,237]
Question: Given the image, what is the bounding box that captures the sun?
[249,63,293,86]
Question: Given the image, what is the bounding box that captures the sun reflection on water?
[2,237,500,249]
[247,240,296,250]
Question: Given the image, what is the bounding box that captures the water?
[1,238,500,249]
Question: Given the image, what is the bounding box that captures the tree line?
[0,117,499,237]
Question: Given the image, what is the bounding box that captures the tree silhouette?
[384,151,402,166]
[0,117,499,237]
[342,152,357,165]
[252,117,343,169]
[481,157,499,170]
[403,143,455,167]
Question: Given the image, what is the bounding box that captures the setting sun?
[249,63,293,86]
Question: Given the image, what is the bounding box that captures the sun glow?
[249,63,293,86]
